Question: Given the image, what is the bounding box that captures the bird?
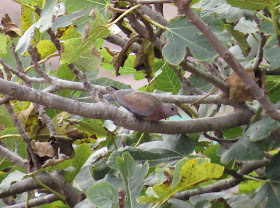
[106,87,181,121]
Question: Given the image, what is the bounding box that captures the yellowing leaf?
[138,159,224,207]
[36,40,57,59]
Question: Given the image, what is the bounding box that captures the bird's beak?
[177,113,182,118]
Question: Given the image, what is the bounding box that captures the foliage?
[0,0,280,207]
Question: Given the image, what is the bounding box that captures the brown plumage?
[106,87,180,121]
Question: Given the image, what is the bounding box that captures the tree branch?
[3,194,59,208]
[179,60,229,93]
[0,172,84,207]
[174,0,280,120]
[170,64,203,95]
[68,64,103,102]
[0,79,253,134]
[105,34,140,53]
[0,144,28,170]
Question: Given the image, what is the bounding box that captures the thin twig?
[170,64,203,95]
[68,64,103,102]
[0,144,28,170]
[28,45,53,83]
[180,60,229,93]
[203,132,239,144]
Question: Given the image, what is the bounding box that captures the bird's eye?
[171,107,174,111]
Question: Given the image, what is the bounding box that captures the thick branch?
[0,172,84,207]
[3,194,58,208]
[175,1,280,120]
[0,79,253,134]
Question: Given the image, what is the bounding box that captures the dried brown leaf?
[226,67,266,102]
[31,141,55,157]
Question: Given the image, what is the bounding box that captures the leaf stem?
[24,52,59,73]
[135,133,144,147]
[243,174,267,182]
[254,11,273,23]
[141,15,167,29]
[32,175,67,203]
[270,2,280,36]
[190,88,218,106]
[13,0,36,11]
[25,191,30,208]
[0,134,22,140]
[106,4,142,28]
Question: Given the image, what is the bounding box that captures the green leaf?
[261,20,274,34]
[107,147,168,170]
[74,165,95,192]
[141,134,194,157]
[200,1,252,22]
[93,77,131,89]
[239,172,263,195]
[0,170,26,191]
[189,192,231,205]
[0,105,14,127]
[264,36,280,70]
[227,194,255,208]
[162,16,217,65]
[102,134,195,169]
[152,62,181,94]
[117,152,149,208]
[87,181,118,208]
[245,116,278,142]
[44,159,72,172]
[74,118,108,137]
[171,158,189,188]
[226,0,270,10]
[0,34,7,55]
[74,47,102,72]
[254,152,280,207]
[60,16,110,64]
[221,126,244,139]
[63,144,92,182]
[0,128,26,160]
[188,74,214,93]
[234,17,258,34]
[167,198,194,208]
[65,0,108,13]
[56,64,75,80]
[74,200,96,208]
[225,24,250,56]
[52,9,87,29]
[203,144,221,164]
[16,0,58,54]
[220,134,276,164]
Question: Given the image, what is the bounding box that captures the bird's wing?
[118,92,159,118]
